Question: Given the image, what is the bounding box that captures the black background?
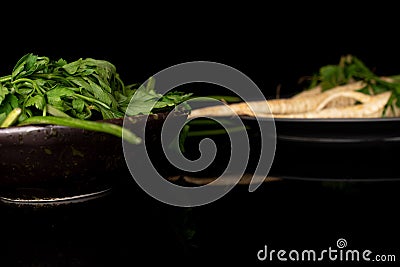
[2,2,400,266]
[3,2,400,97]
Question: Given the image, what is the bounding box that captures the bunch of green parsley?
[0,53,192,143]
[303,54,400,115]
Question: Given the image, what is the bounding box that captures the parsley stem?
[18,116,142,145]
[0,75,11,83]
[31,73,76,87]
[46,104,71,118]
[0,108,22,127]
[12,78,46,95]
[73,93,111,109]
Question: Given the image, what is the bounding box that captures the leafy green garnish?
[0,53,193,143]
[302,54,400,114]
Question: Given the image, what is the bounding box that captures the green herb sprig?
[0,53,193,144]
[302,54,400,115]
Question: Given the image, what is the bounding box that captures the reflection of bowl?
[0,111,187,205]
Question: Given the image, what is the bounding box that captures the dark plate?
[242,116,400,180]
[0,111,187,203]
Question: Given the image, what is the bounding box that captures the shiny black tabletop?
[1,176,400,266]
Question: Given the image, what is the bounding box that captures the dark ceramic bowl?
[0,111,187,205]
[242,116,400,181]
